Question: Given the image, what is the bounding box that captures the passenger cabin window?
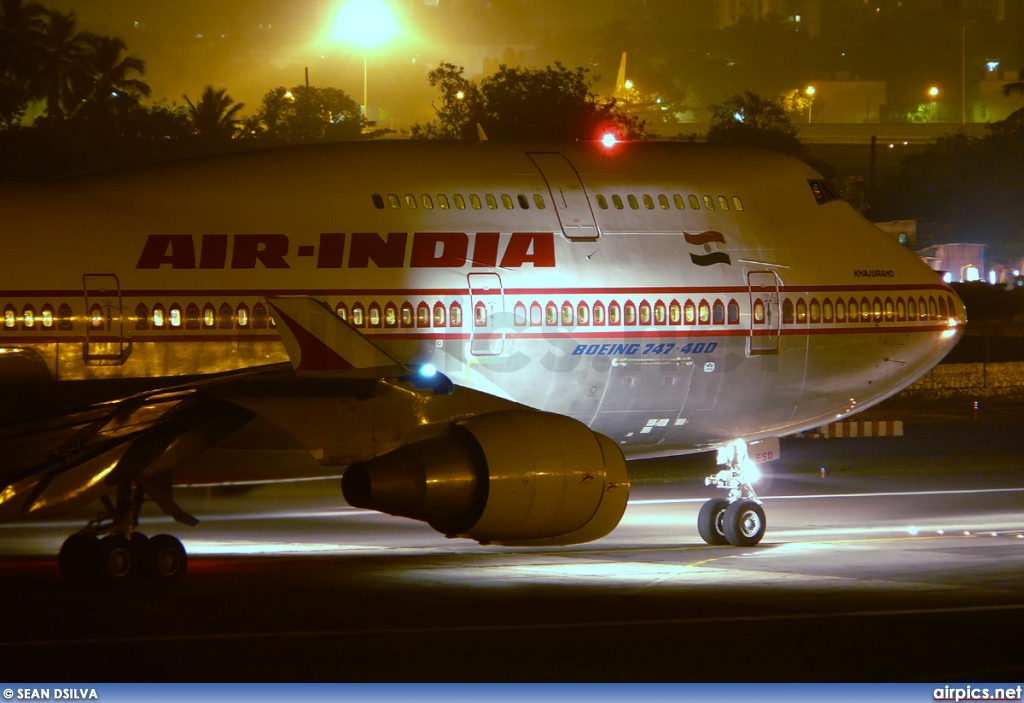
[454,195,466,210]
[612,195,624,210]
[533,194,546,209]
[388,194,400,209]
[518,195,530,209]
[659,194,670,210]
[404,194,418,209]
[596,194,608,209]
[674,194,685,210]
[485,194,497,210]
[808,179,840,205]
[438,195,450,210]
[470,195,482,210]
[501,194,514,210]
[689,195,700,209]
[372,194,385,209]
[643,194,655,210]
[627,194,639,210]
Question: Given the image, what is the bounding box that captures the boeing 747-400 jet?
[0,140,964,583]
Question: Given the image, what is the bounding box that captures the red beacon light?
[600,133,618,148]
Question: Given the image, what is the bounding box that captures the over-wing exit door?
[83,274,130,364]
[747,270,781,355]
[468,272,505,356]
[527,152,600,240]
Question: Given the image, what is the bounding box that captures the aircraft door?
[468,272,505,356]
[747,270,781,355]
[83,274,131,364]
[527,152,600,240]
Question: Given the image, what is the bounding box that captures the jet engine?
[341,409,629,546]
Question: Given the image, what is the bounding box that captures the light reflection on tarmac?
[2,425,1024,681]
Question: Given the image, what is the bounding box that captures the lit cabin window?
[433,302,446,327]
[438,195,450,210]
[638,300,651,325]
[335,302,348,321]
[514,302,527,326]
[703,195,715,210]
[733,196,744,211]
[885,297,896,322]
[796,299,807,323]
[561,301,573,326]
[718,196,729,210]
[728,299,740,324]
[485,194,498,210]
[684,300,696,325]
[501,194,514,210]
[872,297,882,322]
[753,299,765,324]
[908,297,917,320]
[654,300,666,325]
[421,195,434,210]
[169,304,182,329]
[612,195,624,210]
[470,194,482,210]
[836,298,847,322]
[545,302,557,326]
[202,305,215,328]
[152,305,165,328]
[713,300,725,325]
[700,299,713,324]
[533,194,546,209]
[642,194,655,209]
[384,302,398,328]
[474,302,487,327]
[689,195,700,209]
[454,195,466,210]
[41,305,54,328]
[237,304,250,328]
[627,194,639,210]
[674,194,685,210]
[659,194,670,210]
[596,194,608,209]
[929,297,938,319]
[848,298,859,322]
[669,300,681,325]
[593,302,605,325]
[937,296,948,319]
[404,194,418,209]
[22,305,35,329]
[219,303,233,329]
[388,194,400,209]
[517,194,529,209]
[608,301,621,325]
[400,302,414,327]
[372,194,384,209]
[416,302,430,328]
[368,302,382,328]
[577,302,589,325]
[810,299,821,323]
[823,298,833,323]
[624,301,636,325]
[90,304,104,329]
[861,297,871,323]
[351,304,365,327]
[450,302,462,326]
[529,302,542,326]
[58,303,73,330]
[918,297,929,321]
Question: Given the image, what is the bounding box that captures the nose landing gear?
[698,439,767,547]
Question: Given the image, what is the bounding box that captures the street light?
[928,86,939,121]
[805,85,815,123]
[331,0,398,121]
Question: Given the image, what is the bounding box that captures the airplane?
[0,138,965,584]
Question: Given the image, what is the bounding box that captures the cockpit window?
[808,179,840,205]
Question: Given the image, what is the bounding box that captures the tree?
[184,85,244,141]
[75,35,150,132]
[412,62,649,141]
[32,10,96,122]
[0,0,45,128]
[248,84,363,143]
[706,91,803,156]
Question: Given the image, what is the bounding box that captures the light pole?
[805,85,815,123]
[331,0,398,122]
[928,85,939,121]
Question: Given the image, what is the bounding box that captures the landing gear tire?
[697,498,730,545]
[145,534,187,584]
[59,533,97,583]
[723,499,766,547]
[96,534,138,584]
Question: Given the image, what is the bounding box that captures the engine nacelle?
[341,409,629,546]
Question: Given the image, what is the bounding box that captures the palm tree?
[184,86,245,141]
[33,10,95,121]
[76,35,149,128]
[0,0,45,127]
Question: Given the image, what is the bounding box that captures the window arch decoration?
[236,303,250,328]
[433,302,447,327]
[135,303,150,331]
[449,301,462,327]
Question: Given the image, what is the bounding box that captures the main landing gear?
[698,439,767,547]
[58,480,191,585]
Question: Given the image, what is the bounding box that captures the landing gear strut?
[698,439,767,547]
[58,480,190,585]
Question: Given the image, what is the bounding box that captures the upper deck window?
[808,179,840,205]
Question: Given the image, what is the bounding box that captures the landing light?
[601,133,618,148]
[907,526,919,535]
[419,363,437,378]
